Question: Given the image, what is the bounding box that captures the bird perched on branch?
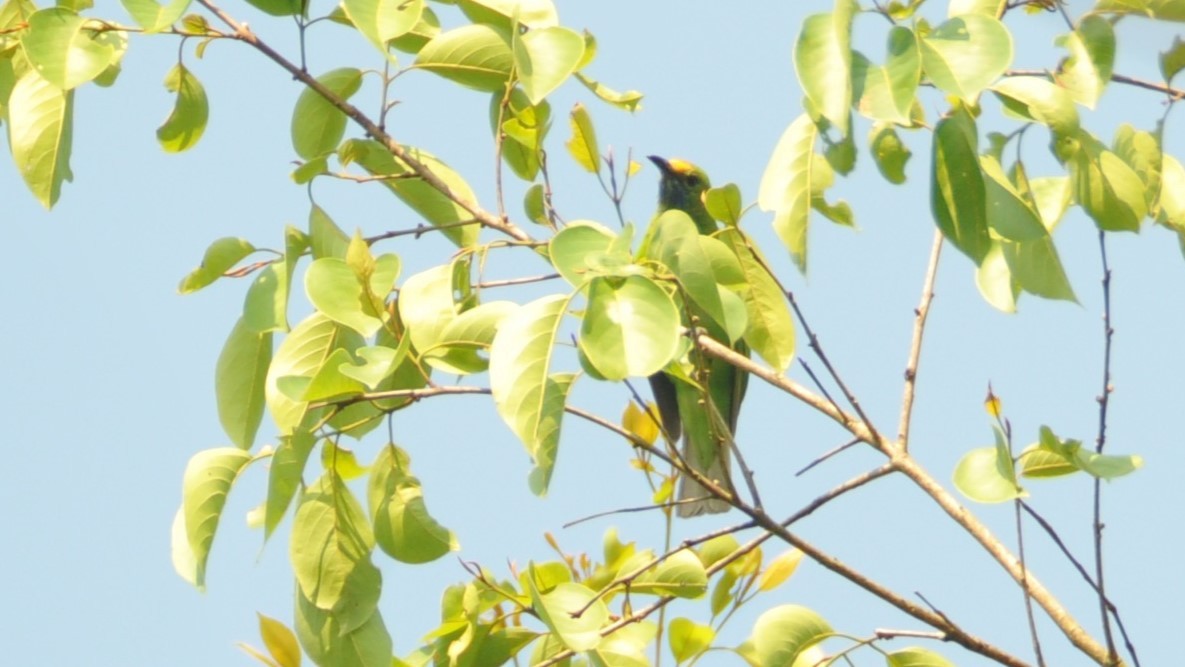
[647,155,749,516]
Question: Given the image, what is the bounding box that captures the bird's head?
[649,155,716,234]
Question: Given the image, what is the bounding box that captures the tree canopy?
[2,0,1183,665]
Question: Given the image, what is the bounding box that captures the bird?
[647,155,749,516]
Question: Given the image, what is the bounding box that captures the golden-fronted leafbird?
[648,155,749,516]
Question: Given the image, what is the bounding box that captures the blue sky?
[1,2,1181,665]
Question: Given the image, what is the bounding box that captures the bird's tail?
[676,438,732,517]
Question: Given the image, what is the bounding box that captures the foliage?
[3,0,1181,665]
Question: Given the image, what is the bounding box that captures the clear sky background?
[1,2,1181,666]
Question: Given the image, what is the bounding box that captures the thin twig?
[366,218,483,243]
[786,290,882,443]
[1006,69,1185,101]
[795,438,861,477]
[897,230,942,450]
[307,385,489,410]
[474,273,561,289]
[1016,498,1047,666]
[1094,231,1119,665]
[1020,502,1141,667]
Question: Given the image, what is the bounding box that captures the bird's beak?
[648,155,673,174]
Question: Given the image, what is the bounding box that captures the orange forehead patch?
[666,158,696,175]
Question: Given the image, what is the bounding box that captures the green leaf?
[1019,443,1079,478]
[565,102,599,173]
[291,68,363,160]
[7,70,73,208]
[1095,0,1185,21]
[705,183,742,226]
[398,262,461,362]
[1067,129,1149,231]
[1074,450,1144,479]
[515,26,583,105]
[21,8,125,90]
[310,204,350,260]
[524,183,547,224]
[579,276,679,381]
[178,237,256,293]
[241,0,301,16]
[530,579,608,652]
[265,313,365,434]
[759,114,816,272]
[121,0,190,32]
[636,549,708,598]
[1160,36,1185,83]
[931,107,989,262]
[156,63,207,152]
[1025,426,1144,480]
[919,14,1012,101]
[338,344,401,388]
[1030,176,1073,229]
[953,430,1025,503]
[424,300,517,374]
[182,447,253,589]
[980,155,1047,241]
[1054,15,1115,109]
[338,140,482,248]
[990,76,1079,136]
[1157,154,1185,229]
[342,0,421,56]
[489,295,573,495]
[414,24,513,92]
[886,647,956,667]
[948,0,1004,16]
[870,122,911,184]
[171,507,199,587]
[1002,234,1077,302]
[851,27,920,124]
[369,444,459,563]
[646,211,728,335]
[287,347,366,402]
[390,5,440,54]
[737,605,832,667]
[306,257,385,338]
[717,228,795,371]
[550,221,618,286]
[794,4,853,135]
[668,618,713,664]
[264,431,315,539]
[975,243,1018,313]
[493,87,549,180]
[244,226,306,334]
[457,0,558,30]
[1113,124,1162,210]
[216,317,271,449]
[295,589,392,667]
[573,71,643,111]
[883,26,921,114]
[291,474,381,633]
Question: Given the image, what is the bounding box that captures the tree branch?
[696,337,1121,665]
[1093,231,1120,664]
[194,0,535,243]
[897,230,942,450]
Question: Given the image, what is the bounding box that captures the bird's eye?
[685,174,701,187]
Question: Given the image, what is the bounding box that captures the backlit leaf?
[216,317,272,449]
[156,63,208,152]
[182,447,253,589]
[920,14,1012,101]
